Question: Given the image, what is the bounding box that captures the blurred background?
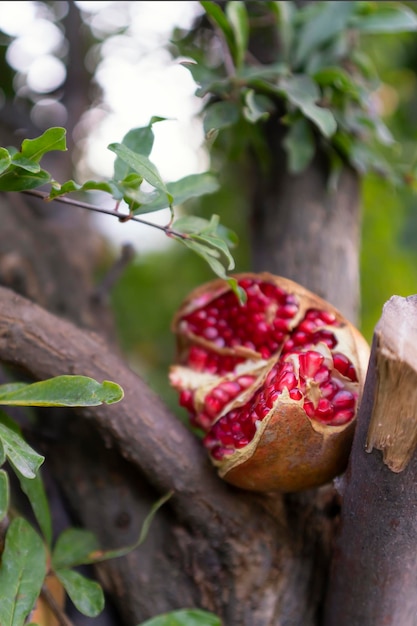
[1,0,417,415]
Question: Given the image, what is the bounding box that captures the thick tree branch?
[0,285,258,534]
[323,295,417,625]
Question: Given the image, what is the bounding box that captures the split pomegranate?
[170,273,370,492]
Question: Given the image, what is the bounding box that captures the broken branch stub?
[323,294,417,626]
[366,294,417,471]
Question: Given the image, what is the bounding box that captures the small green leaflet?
[0,469,9,521]
[52,490,173,569]
[0,147,11,174]
[294,2,356,67]
[278,75,337,138]
[0,518,47,626]
[50,492,172,617]
[15,467,53,547]
[55,569,104,618]
[19,127,67,162]
[283,117,316,173]
[226,0,249,69]
[113,121,167,180]
[200,1,235,56]
[0,168,52,191]
[129,172,220,213]
[108,143,173,205]
[203,101,240,135]
[0,410,45,479]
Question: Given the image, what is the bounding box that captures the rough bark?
[0,285,339,625]
[242,1,361,325]
[323,296,417,625]
[250,133,361,325]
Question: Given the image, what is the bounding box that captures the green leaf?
[0,375,124,407]
[0,147,11,174]
[55,569,104,618]
[114,124,156,180]
[0,436,5,465]
[227,277,246,305]
[181,61,224,94]
[173,214,237,280]
[243,90,273,123]
[173,214,237,251]
[226,1,249,69]
[0,168,51,191]
[0,410,44,479]
[294,1,356,67]
[108,143,172,204]
[0,517,47,626]
[172,215,214,234]
[137,608,222,626]
[278,75,337,137]
[15,469,52,547]
[179,237,229,279]
[267,1,295,63]
[283,117,316,173]
[193,233,235,270]
[0,469,9,521]
[52,528,100,570]
[351,3,417,33]
[10,155,41,173]
[130,173,220,213]
[312,66,360,97]
[168,173,220,206]
[203,101,240,135]
[237,62,289,82]
[20,127,66,162]
[49,178,124,201]
[200,1,235,56]
[53,491,173,567]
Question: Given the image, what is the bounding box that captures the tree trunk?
[250,126,361,324]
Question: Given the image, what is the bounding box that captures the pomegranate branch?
[22,189,189,240]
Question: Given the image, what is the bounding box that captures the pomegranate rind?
[217,393,356,492]
[171,272,370,493]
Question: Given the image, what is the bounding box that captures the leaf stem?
[21,189,189,240]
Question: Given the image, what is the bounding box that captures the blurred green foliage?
[359,25,417,340]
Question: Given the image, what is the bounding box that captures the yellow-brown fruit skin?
[172,272,370,493]
[218,403,356,493]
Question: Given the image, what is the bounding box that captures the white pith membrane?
[170,275,364,475]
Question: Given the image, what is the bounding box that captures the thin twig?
[92,243,136,303]
[21,188,188,240]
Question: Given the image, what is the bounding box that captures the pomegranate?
[170,273,370,492]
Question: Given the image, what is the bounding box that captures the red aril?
[170,273,370,492]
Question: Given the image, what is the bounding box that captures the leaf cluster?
[0,376,124,623]
[176,0,417,185]
[0,123,243,299]
[0,375,220,624]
